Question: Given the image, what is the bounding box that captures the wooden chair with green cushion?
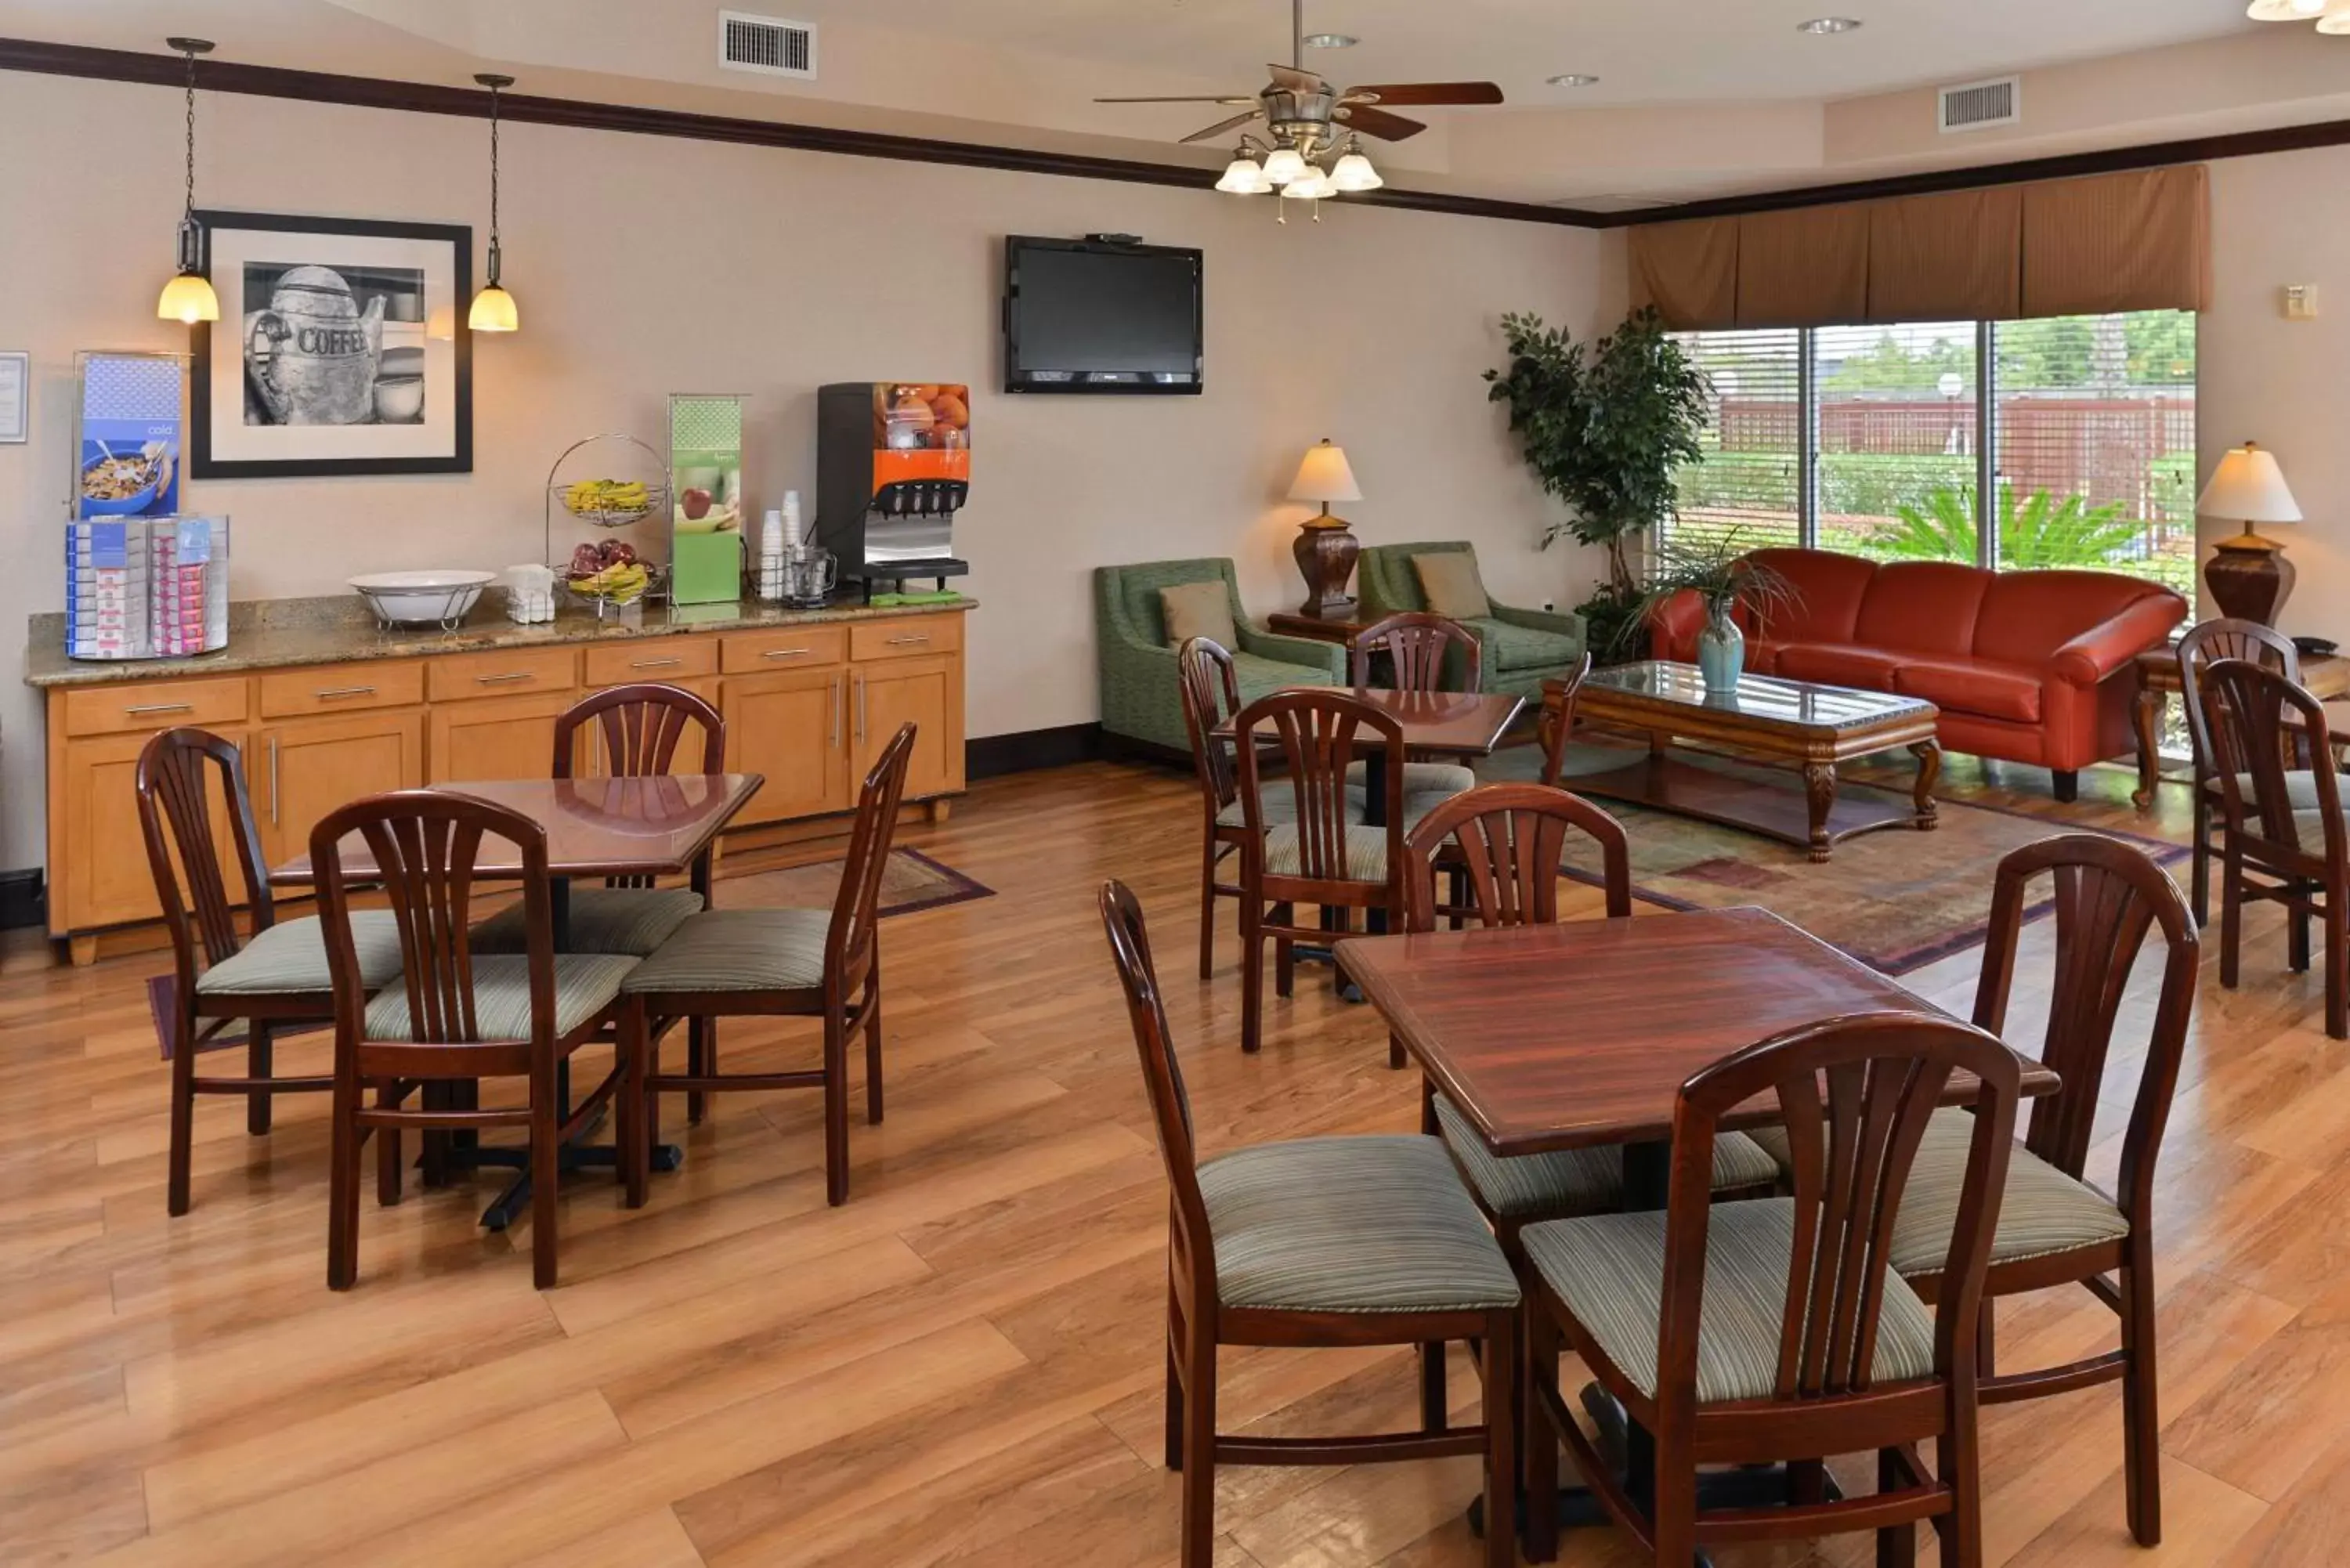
[1097,878,1520,1568]
[1397,784,1778,1252]
[1094,558,1347,755]
[1357,540,1587,701]
[1346,611,1481,797]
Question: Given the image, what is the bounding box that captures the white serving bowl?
[349,569,497,627]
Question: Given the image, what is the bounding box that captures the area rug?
[1485,745,2188,976]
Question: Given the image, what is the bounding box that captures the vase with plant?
[1484,305,1711,660]
[1627,532,1795,691]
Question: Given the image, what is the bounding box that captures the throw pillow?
[1413,552,1491,620]
[1161,581,1239,650]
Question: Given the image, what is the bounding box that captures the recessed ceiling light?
[1302,32,1358,48]
[1546,73,1601,87]
[1797,16,1862,33]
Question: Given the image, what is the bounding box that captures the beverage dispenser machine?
[817,381,970,597]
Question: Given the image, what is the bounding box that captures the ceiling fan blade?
[1267,63,1330,94]
[1336,103,1428,141]
[1094,95,1260,105]
[1180,109,1265,144]
[1340,81,1505,107]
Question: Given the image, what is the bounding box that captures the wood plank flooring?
[0,751,2337,1566]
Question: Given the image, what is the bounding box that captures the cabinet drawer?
[427,646,579,703]
[851,616,961,663]
[583,638,719,686]
[257,659,426,718]
[63,675,248,738]
[721,626,848,673]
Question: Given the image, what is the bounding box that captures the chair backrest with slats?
[1232,688,1404,887]
[1348,611,1482,693]
[136,727,277,987]
[2177,619,2298,788]
[1663,1013,2017,1420]
[1401,782,1631,930]
[826,722,917,995]
[555,682,725,781]
[1176,636,1244,821]
[1098,879,1214,1300]
[1972,833,2197,1221]
[2204,656,2343,864]
[312,789,553,1046]
[1535,653,1594,789]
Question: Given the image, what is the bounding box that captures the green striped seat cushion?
[363,953,637,1042]
[1198,1135,1519,1314]
[471,887,704,958]
[620,908,833,995]
[1344,760,1477,796]
[1432,1093,1778,1220]
[1747,1111,2129,1277]
[1264,824,1392,882]
[1522,1198,1937,1403]
[195,911,405,997]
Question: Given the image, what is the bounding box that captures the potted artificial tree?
[1484,306,1711,660]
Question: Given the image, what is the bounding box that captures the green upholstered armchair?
[1095,558,1347,753]
[1357,541,1588,700]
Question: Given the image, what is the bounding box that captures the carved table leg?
[2132,680,2164,812]
[1802,762,1836,863]
[1911,739,1942,831]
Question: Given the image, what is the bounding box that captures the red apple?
[682,488,712,520]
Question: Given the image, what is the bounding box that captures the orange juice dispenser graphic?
[817,381,970,597]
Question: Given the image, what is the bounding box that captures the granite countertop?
[24,590,977,688]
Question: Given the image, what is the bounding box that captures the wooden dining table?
[269,772,766,1229]
[1336,905,2061,1543]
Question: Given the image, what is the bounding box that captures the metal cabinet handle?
[829,675,841,748]
[761,647,813,660]
[884,634,931,646]
[124,702,194,717]
[630,657,684,670]
[475,671,535,685]
[855,673,867,742]
[267,735,280,826]
[313,685,376,700]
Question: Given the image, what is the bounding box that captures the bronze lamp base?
[2204,528,2295,627]
[1292,516,1360,620]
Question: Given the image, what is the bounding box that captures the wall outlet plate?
[2284,284,2319,320]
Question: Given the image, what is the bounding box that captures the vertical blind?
[1671,329,1805,554]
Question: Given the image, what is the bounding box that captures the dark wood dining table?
[269,772,765,1229]
[1336,905,2061,1545]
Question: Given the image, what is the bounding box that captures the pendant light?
[467,73,519,333]
[155,38,219,325]
[1328,135,1383,192]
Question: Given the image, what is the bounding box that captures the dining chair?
[1098,879,1521,1568]
[1398,784,1778,1252]
[313,789,643,1290]
[1348,611,1480,795]
[136,726,408,1216]
[471,681,724,959]
[2204,656,2349,1038]
[1522,1011,2020,1566]
[2176,619,2302,926]
[1231,688,1408,1057]
[622,722,917,1206]
[1535,652,1595,789]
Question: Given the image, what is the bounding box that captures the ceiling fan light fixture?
[2319,0,2350,33]
[2247,0,2327,16]
[1303,32,1358,47]
[1329,149,1382,191]
[1281,167,1336,199]
[1217,153,1273,193]
[1261,145,1308,185]
[1796,16,1862,33]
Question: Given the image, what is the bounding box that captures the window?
[1668,310,2195,593]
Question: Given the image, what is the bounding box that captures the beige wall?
[0,70,1622,873]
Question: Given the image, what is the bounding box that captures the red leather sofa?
[1654,548,2188,800]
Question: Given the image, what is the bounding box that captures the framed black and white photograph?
[190,211,472,478]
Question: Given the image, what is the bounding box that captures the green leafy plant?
[1484,307,1711,594]
[1616,531,1796,658]
[1872,485,2140,570]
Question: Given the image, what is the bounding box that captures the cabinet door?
[722,667,848,824]
[428,690,576,784]
[256,711,427,867]
[852,656,959,800]
[58,729,250,933]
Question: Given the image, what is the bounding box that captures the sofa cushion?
[1853,562,1991,659]
[1893,656,2044,724]
[1160,581,1238,650]
[1745,548,1879,645]
[1773,642,1906,690]
[1973,569,2173,665]
[1467,617,1578,673]
[1414,553,1491,620]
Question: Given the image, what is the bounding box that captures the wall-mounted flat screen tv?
[1002,236,1203,395]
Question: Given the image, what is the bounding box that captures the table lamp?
[1288,438,1363,618]
[2196,441,2302,626]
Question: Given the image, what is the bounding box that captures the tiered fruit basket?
[544,432,673,616]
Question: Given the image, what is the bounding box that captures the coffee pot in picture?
[244,266,386,425]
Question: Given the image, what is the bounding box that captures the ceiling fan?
[1094,0,1502,206]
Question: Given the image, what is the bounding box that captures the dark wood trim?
[0,38,1598,229]
[966,723,1102,780]
[1592,114,2350,227]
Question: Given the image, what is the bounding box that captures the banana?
[564,479,652,517]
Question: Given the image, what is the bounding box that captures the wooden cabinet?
[255,710,426,866]
[725,667,850,824]
[56,728,246,934]
[853,657,962,800]
[427,690,576,784]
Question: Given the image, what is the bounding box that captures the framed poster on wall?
[190,211,473,478]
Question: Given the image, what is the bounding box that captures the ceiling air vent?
[720,11,816,79]
[1938,75,2019,134]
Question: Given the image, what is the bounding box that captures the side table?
[1265,612,1368,647]
[2132,643,2350,810]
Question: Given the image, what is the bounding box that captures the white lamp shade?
[157,271,219,324]
[2321,0,2350,33]
[2247,0,2326,17]
[2198,444,2303,523]
[468,284,519,333]
[1260,146,1307,186]
[1280,168,1336,199]
[1289,440,1362,504]
[1329,151,1383,192]
[1216,155,1271,194]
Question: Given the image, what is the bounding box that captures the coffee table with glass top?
[1567,661,1940,862]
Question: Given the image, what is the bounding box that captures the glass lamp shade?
[1289,439,1363,504]
[1216,155,1273,194]
[2197,443,2303,523]
[2321,0,2350,33]
[2247,0,2326,17]
[1260,146,1307,186]
[157,270,220,325]
[468,284,519,333]
[1280,168,1336,200]
[1329,151,1383,192]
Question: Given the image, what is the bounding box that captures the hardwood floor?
[0,751,2334,1566]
